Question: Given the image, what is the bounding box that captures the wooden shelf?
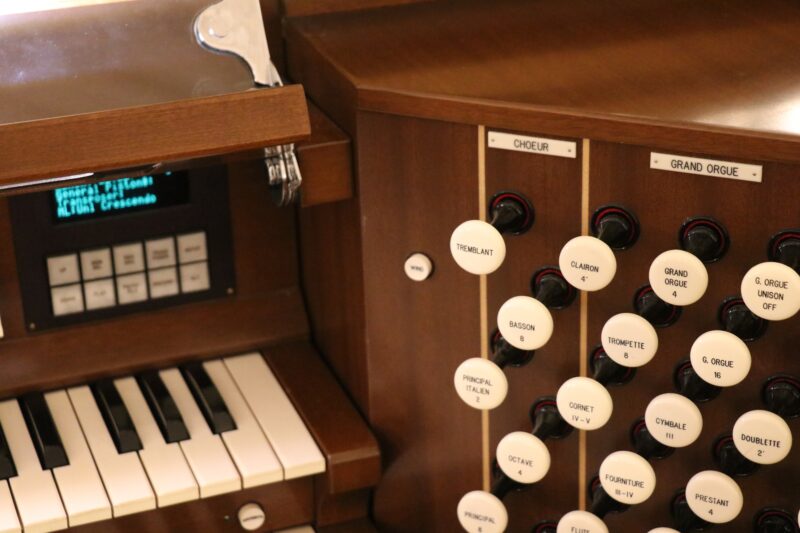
[0,85,310,189]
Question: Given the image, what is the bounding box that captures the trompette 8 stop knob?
[450,191,534,275]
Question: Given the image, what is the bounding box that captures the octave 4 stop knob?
[456,490,508,533]
[689,330,752,388]
[558,205,639,291]
[740,261,800,321]
[556,511,608,533]
[450,191,534,275]
[684,470,744,524]
[644,393,703,449]
[494,431,551,492]
[556,377,613,431]
[732,410,792,465]
[601,313,659,368]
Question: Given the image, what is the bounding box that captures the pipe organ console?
[4,0,800,532]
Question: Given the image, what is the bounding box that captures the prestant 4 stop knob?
[768,229,800,273]
[457,490,508,533]
[631,418,674,460]
[531,267,577,309]
[732,410,792,465]
[556,377,613,431]
[530,397,573,441]
[450,191,534,275]
[740,262,800,321]
[713,434,759,477]
[679,217,729,263]
[673,359,721,403]
[558,205,638,292]
[689,330,752,388]
[644,393,703,449]
[685,470,744,524]
[649,249,709,306]
[601,313,659,368]
[762,375,800,419]
[590,346,635,387]
[753,507,799,533]
[633,285,682,327]
[556,510,609,533]
[718,296,768,342]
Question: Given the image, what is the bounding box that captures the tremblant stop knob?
[450,191,534,275]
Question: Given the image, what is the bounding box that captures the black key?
[91,379,142,453]
[180,362,236,434]
[0,423,16,480]
[19,393,69,469]
[136,371,189,443]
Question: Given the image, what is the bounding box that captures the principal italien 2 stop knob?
[450,191,535,275]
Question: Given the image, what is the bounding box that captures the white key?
[114,378,199,507]
[203,360,283,487]
[67,387,155,517]
[159,368,241,497]
[224,353,326,478]
[0,400,67,532]
[45,391,111,527]
[0,482,20,533]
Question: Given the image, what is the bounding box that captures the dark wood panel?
[0,87,310,187]
[485,130,583,530]
[283,0,432,17]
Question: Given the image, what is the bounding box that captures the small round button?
[556,377,613,431]
[496,431,551,484]
[556,510,608,533]
[454,358,508,410]
[689,330,751,387]
[740,262,800,321]
[685,470,743,524]
[238,502,266,531]
[497,296,554,351]
[601,313,659,368]
[558,236,617,291]
[450,220,506,275]
[732,410,792,465]
[645,393,703,448]
[457,490,508,533]
[599,450,657,505]
[404,253,434,281]
[649,249,709,306]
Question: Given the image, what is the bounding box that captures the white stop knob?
[453,358,508,410]
[648,529,680,533]
[685,470,743,524]
[689,330,751,387]
[238,502,266,531]
[556,377,613,431]
[645,393,703,448]
[497,296,554,351]
[450,220,506,275]
[601,313,659,368]
[732,410,792,465]
[648,249,708,306]
[457,491,508,533]
[599,450,657,505]
[556,510,608,533]
[558,236,617,291]
[496,432,551,484]
[740,261,800,321]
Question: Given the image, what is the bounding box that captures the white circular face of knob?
[238,502,266,531]
[689,330,751,387]
[496,431,551,484]
[685,470,743,524]
[556,377,613,431]
[645,393,703,448]
[404,252,434,281]
[556,510,608,533]
[454,358,508,410]
[732,410,792,465]
[558,236,617,291]
[497,296,554,350]
[740,262,800,321]
[456,490,508,533]
[648,529,680,533]
[648,249,708,306]
[599,450,657,505]
[450,220,506,275]
[601,313,659,367]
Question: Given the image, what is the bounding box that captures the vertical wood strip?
[578,139,591,510]
[478,125,490,491]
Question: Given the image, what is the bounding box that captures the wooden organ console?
[3,0,800,532]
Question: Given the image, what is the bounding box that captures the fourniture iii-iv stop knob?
[450,191,534,275]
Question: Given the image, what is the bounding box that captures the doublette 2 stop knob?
[450,191,534,275]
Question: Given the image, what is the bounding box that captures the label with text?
[650,152,762,183]
[488,131,577,158]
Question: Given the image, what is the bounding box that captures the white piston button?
[689,331,751,387]
[645,393,703,448]
[740,261,800,321]
[450,220,506,275]
[648,249,708,306]
[497,296,554,351]
[599,451,656,505]
[732,410,792,465]
[556,377,613,431]
[685,470,743,524]
[556,510,608,533]
[601,313,659,367]
[456,491,508,533]
[453,358,509,410]
[496,432,551,484]
[559,236,617,291]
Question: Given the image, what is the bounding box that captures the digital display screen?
[52,171,190,223]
